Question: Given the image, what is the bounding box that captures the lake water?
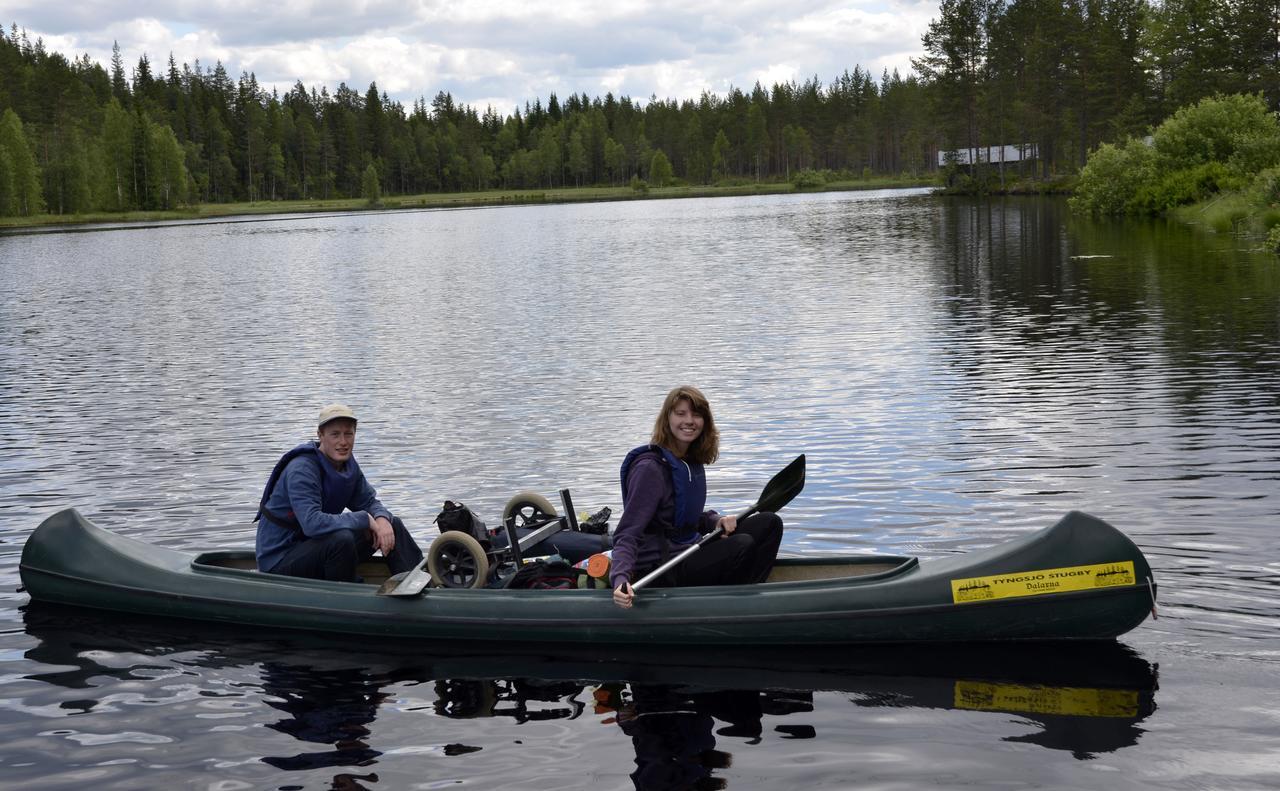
[1,190,1278,789]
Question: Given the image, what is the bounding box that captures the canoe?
[18,507,1157,644]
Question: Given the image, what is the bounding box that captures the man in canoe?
[254,404,424,582]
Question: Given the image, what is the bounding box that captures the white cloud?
[9,1,932,111]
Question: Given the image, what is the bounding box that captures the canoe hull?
[19,508,1156,644]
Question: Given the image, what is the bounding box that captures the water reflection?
[260,663,387,771]
[18,603,1158,788]
[620,683,820,789]
[613,686,777,790]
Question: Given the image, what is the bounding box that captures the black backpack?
[433,500,490,548]
[503,559,585,590]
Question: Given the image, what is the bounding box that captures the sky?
[2,1,936,113]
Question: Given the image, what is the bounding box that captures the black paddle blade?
[753,454,806,515]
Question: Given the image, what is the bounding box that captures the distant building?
[938,144,1039,167]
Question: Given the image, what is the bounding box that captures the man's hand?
[369,514,395,554]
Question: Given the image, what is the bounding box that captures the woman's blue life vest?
[256,441,357,532]
[619,444,707,546]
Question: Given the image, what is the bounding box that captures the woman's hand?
[716,514,738,535]
[613,581,634,609]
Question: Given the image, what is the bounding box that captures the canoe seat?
[194,553,393,585]
[765,559,913,583]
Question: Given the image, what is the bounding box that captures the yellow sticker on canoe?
[951,561,1136,603]
[954,681,1140,718]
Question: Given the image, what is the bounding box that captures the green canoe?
[19,508,1156,644]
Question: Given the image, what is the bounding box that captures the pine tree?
[109,41,129,105]
[739,103,763,179]
[913,0,990,175]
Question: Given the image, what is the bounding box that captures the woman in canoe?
[611,386,784,609]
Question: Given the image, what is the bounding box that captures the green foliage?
[710,129,730,182]
[0,109,44,215]
[17,28,913,213]
[1153,94,1280,176]
[630,175,649,194]
[649,150,673,187]
[145,120,189,209]
[44,129,95,214]
[1246,168,1280,239]
[0,146,13,216]
[101,98,135,210]
[1268,223,1280,253]
[1188,193,1251,233]
[603,137,627,185]
[1131,161,1243,214]
[362,163,381,206]
[1231,134,1280,178]
[1069,138,1157,214]
[1247,167,1280,206]
[790,168,826,189]
[1073,94,1280,215]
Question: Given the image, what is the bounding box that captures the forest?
[0,1,1277,217]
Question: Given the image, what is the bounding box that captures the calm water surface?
[1,190,1278,789]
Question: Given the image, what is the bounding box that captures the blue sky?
[3,1,936,112]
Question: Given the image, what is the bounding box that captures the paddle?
[377,564,431,597]
[631,453,806,591]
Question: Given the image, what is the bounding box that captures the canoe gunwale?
[184,550,926,589]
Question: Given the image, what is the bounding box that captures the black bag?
[577,506,612,535]
[433,500,490,547]
[503,559,586,590]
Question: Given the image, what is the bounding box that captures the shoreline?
[0,177,937,233]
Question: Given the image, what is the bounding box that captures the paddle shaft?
[631,506,757,591]
[627,454,804,593]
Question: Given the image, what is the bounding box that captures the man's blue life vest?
[255,442,325,531]
[619,444,707,545]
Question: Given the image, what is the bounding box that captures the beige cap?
[317,404,358,429]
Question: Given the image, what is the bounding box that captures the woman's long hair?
[650,385,720,464]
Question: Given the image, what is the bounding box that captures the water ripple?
[1,191,1278,786]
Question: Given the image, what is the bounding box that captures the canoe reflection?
[22,603,1158,779]
[847,668,1153,759]
[421,641,1155,762]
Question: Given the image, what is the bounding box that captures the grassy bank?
[0,175,936,231]
[1171,190,1280,248]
